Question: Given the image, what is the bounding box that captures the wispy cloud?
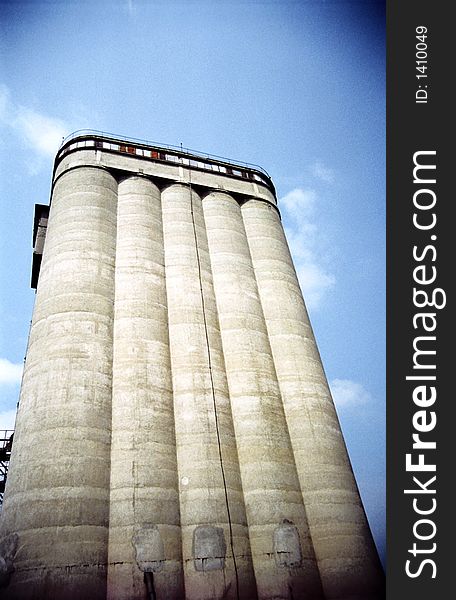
[14,107,68,157]
[0,358,23,386]
[280,188,335,310]
[311,161,335,184]
[280,188,316,225]
[330,378,372,409]
[0,84,76,171]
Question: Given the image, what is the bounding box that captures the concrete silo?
[0,132,384,600]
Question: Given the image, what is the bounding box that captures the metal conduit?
[187,168,241,600]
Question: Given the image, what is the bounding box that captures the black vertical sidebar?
[387,2,452,598]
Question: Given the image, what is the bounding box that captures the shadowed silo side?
[241,198,385,600]
[107,176,184,599]
[0,166,117,599]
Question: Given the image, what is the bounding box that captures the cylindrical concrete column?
[161,184,257,600]
[202,192,324,600]
[241,198,384,600]
[0,166,117,599]
[107,177,184,600]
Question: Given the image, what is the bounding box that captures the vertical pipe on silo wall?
[241,198,384,600]
[202,192,324,600]
[0,166,117,600]
[161,184,257,600]
[107,177,184,600]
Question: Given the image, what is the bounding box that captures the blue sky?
[0,0,385,564]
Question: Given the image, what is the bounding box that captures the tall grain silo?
[0,132,384,600]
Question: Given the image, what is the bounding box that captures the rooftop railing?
[59,129,273,180]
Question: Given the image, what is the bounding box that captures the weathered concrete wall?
[0,143,384,600]
[241,198,384,600]
[202,192,324,600]
[161,184,257,600]
[0,166,117,599]
[107,176,184,599]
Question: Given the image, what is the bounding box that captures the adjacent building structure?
[0,131,384,599]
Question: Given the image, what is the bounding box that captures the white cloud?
[280,187,335,310]
[0,83,75,168]
[296,263,335,309]
[0,409,17,431]
[0,358,23,386]
[311,161,335,184]
[280,188,316,223]
[14,107,67,157]
[330,378,372,409]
